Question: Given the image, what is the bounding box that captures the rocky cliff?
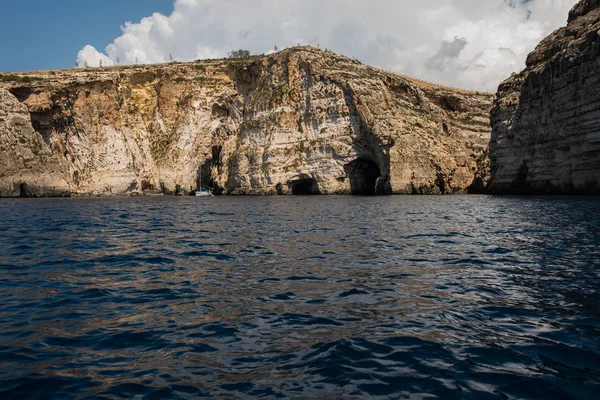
[0,90,70,197]
[490,0,600,194]
[0,47,492,197]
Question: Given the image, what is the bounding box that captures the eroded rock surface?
[1,47,492,196]
[0,90,69,197]
[490,0,600,194]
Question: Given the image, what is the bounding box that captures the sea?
[0,195,598,399]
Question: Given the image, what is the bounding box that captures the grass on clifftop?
[1,74,44,83]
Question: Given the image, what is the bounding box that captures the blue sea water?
[0,195,598,399]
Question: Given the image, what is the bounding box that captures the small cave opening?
[211,104,229,119]
[345,159,382,195]
[435,95,465,113]
[127,181,139,192]
[141,179,155,192]
[442,122,450,135]
[289,178,321,195]
[19,183,27,198]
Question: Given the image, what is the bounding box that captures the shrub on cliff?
[1,74,20,82]
[1,74,43,83]
[228,49,251,59]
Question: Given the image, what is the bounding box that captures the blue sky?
[0,0,172,72]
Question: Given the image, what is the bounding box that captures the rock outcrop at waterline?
[0,47,492,197]
[490,0,600,194]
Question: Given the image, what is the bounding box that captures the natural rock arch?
[344,159,382,195]
[287,175,321,195]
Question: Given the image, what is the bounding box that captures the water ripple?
[0,195,598,399]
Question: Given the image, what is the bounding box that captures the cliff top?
[515,0,600,76]
[568,0,600,22]
[0,46,491,96]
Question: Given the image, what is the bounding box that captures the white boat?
[195,189,213,197]
[195,165,214,196]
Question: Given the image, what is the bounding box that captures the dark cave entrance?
[19,183,27,198]
[191,146,225,195]
[289,178,321,195]
[196,163,212,191]
[345,159,382,195]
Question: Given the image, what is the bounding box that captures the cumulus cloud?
[77,45,115,68]
[76,0,579,91]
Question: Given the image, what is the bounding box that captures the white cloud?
[76,0,579,91]
[77,45,115,68]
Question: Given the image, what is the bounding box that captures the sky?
[0,0,580,91]
[0,1,172,72]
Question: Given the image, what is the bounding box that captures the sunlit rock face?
[490,0,600,194]
[0,47,492,197]
[0,90,70,197]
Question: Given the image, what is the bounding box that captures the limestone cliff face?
[490,0,600,194]
[0,47,492,197]
[0,90,70,197]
